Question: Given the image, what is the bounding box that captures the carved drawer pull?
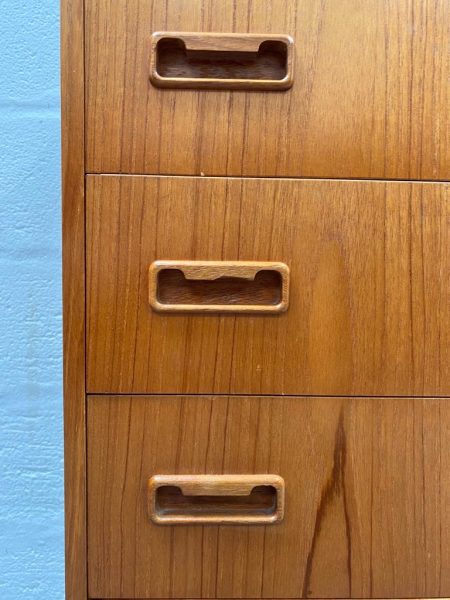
[150,32,294,91]
[148,474,285,525]
[148,260,290,314]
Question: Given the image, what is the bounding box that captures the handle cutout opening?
[148,474,285,525]
[149,261,290,314]
[156,38,288,81]
[157,269,282,306]
[155,485,277,517]
[150,33,294,90]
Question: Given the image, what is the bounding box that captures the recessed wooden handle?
[150,32,294,91]
[149,260,290,314]
[148,474,285,525]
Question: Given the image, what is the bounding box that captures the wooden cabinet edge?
[61,0,87,599]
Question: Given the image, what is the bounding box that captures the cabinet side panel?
[61,0,86,598]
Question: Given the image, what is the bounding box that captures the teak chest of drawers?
[62,2,450,599]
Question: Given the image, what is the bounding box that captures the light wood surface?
[149,260,290,313]
[150,32,294,90]
[86,175,449,396]
[85,0,450,179]
[87,395,450,598]
[148,474,285,525]
[61,0,86,598]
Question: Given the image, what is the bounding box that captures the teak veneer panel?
[85,0,450,179]
[86,175,449,396]
[87,395,450,598]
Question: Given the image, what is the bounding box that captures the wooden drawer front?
[85,0,450,180]
[87,395,450,598]
[86,176,449,396]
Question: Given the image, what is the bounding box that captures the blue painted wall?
[0,1,64,598]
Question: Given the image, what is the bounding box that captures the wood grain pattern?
[86,175,449,396]
[85,0,450,179]
[149,260,289,313]
[87,395,450,598]
[150,32,294,90]
[61,0,86,598]
[148,474,285,525]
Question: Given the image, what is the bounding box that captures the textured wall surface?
[0,1,64,598]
